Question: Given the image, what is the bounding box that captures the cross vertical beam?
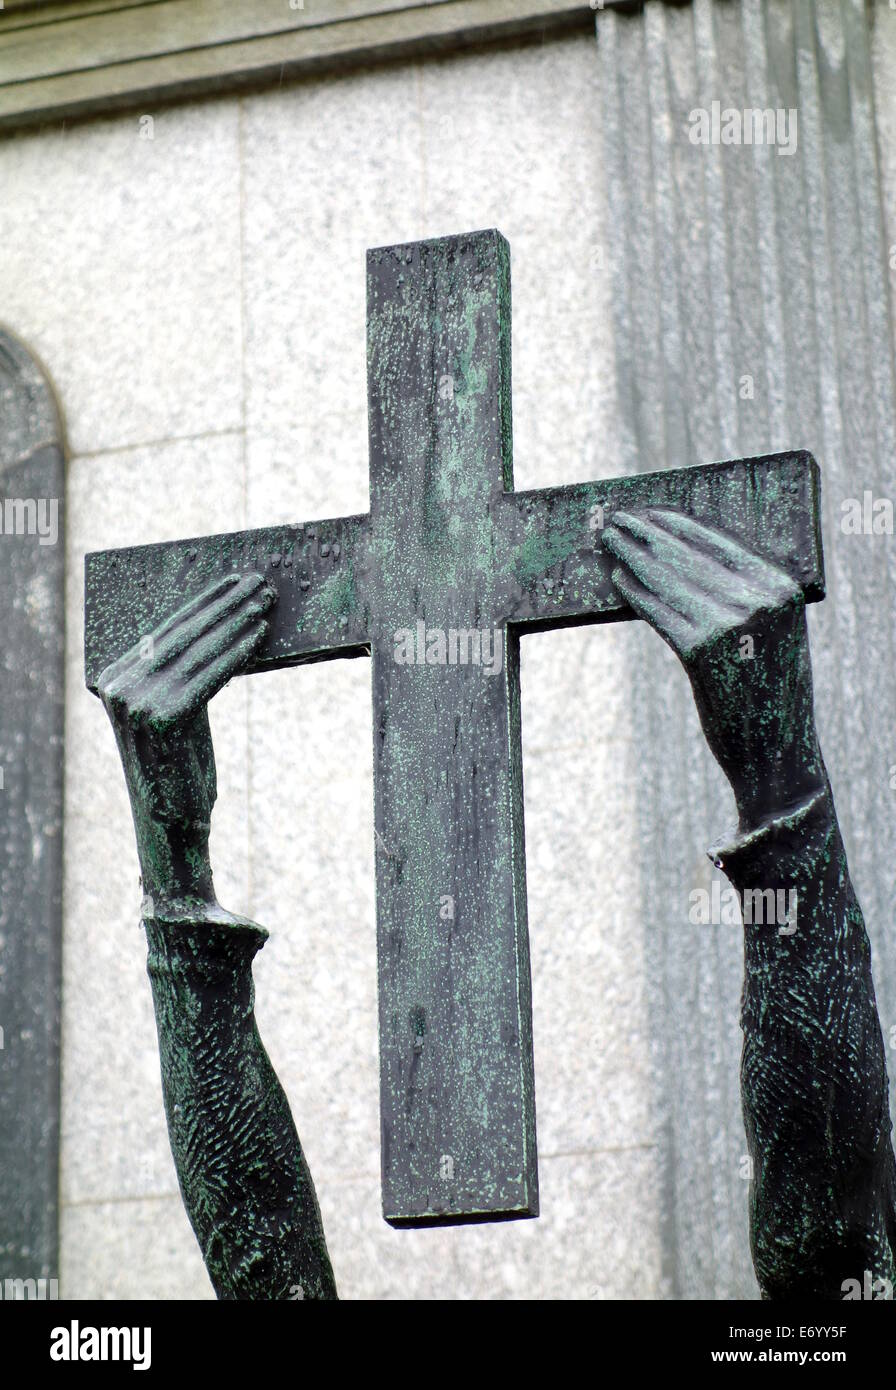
[366,232,537,1224]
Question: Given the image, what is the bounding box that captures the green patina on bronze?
[84,231,829,1249]
[145,916,336,1300]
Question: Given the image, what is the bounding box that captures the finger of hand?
[170,622,269,719]
[603,522,747,629]
[607,511,772,616]
[168,595,273,684]
[148,574,274,672]
[149,573,246,644]
[611,565,697,653]
[98,574,246,692]
[644,508,799,601]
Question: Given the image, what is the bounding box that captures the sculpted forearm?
[715,789,896,1298]
[146,916,337,1300]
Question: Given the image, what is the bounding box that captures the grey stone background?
[1,0,895,1298]
[0,329,65,1287]
[601,0,896,1300]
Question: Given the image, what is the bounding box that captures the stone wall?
[1,0,895,1299]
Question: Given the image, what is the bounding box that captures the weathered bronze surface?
[85,232,824,1231]
[94,573,336,1299]
[602,512,896,1301]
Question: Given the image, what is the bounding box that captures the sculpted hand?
[602,509,826,829]
[96,573,275,919]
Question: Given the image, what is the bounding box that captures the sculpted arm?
[97,573,337,1300]
[603,510,896,1300]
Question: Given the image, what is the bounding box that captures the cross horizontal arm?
[497,449,824,632]
[84,513,371,692]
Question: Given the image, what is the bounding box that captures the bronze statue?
[95,510,896,1300]
[98,573,336,1300]
[86,232,828,1233]
[86,230,895,1299]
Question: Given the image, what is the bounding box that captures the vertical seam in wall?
[599,1,682,1299]
[863,0,896,1041]
[661,0,721,1294]
[837,0,896,1037]
[695,0,747,1296]
[415,60,427,227]
[237,93,254,918]
[796,1,863,873]
[869,0,896,369]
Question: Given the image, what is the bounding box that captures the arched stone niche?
[0,327,65,1289]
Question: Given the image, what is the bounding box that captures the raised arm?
[96,573,337,1300]
[603,509,896,1300]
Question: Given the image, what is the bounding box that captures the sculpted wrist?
[135,835,215,915]
[728,721,826,833]
[733,770,827,838]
